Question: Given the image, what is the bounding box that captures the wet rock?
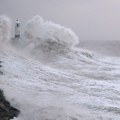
[0,90,20,120]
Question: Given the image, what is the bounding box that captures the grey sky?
[0,0,120,41]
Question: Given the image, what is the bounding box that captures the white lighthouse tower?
[15,20,20,39]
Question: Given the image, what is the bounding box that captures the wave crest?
[21,16,79,54]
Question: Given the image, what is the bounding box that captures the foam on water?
[1,15,120,120]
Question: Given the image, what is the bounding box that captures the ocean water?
[0,15,120,120]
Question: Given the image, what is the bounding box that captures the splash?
[20,16,79,55]
[0,15,11,46]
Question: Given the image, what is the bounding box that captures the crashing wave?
[20,16,79,55]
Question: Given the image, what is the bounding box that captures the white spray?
[0,15,11,46]
[20,16,79,56]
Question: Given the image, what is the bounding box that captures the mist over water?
[22,15,79,50]
[1,0,120,41]
[1,15,120,120]
[12,15,80,62]
[0,16,11,45]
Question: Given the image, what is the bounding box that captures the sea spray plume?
[23,16,44,40]
[21,15,79,54]
[0,15,11,45]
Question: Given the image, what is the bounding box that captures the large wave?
[0,15,95,63]
[20,16,79,56]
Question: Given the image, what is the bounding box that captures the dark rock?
[0,90,20,120]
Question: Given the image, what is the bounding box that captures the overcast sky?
[0,0,120,41]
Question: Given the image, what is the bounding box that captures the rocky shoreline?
[0,90,20,120]
[0,61,20,120]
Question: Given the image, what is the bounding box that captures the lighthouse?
[15,20,20,39]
